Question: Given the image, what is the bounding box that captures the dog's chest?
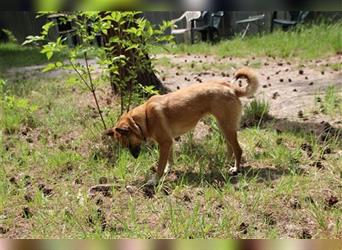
[170,121,198,138]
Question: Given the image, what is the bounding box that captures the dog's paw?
[164,163,172,174]
[145,174,159,187]
[228,167,239,176]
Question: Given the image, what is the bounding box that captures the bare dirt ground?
[155,54,341,118]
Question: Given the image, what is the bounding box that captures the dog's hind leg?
[224,130,242,175]
[216,118,242,175]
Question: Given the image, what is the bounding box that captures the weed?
[1,29,18,44]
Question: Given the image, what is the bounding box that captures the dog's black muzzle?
[129,145,141,159]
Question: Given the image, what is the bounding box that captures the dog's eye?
[115,127,130,136]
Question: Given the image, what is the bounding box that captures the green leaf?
[66,76,79,86]
[139,84,159,95]
[55,61,63,67]
[125,44,139,51]
[42,21,55,36]
[22,35,44,46]
[46,51,53,60]
[42,63,57,72]
[125,27,138,34]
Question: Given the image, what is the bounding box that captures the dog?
[106,67,259,185]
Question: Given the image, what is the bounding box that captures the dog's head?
[105,114,144,158]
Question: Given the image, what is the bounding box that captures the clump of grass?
[320,86,342,116]
[242,99,271,127]
[329,63,341,71]
[156,56,172,67]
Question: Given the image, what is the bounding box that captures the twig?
[68,59,92,91]
[84,52,107,130]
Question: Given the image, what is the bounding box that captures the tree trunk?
[136,53,167,93]
[108,54,166,94]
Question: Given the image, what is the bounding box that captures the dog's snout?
[129,145,141,159]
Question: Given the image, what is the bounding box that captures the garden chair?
[235,14,265,38]
[193,11,224,43]
[170,11,201,43]
[271,11,310,31]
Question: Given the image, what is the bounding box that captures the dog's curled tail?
[234,67,259,98]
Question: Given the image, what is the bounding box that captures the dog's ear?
[115,127,130,135]
[104,128,115,137]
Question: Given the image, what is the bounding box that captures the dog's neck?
[129,104,149,141]
[135,120,146,141]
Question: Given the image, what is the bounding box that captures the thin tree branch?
[68,59,92,91]
[84,52,107,130]
[91,90,107,130]
[84,52,95,91]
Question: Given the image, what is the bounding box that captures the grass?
[0,43,65,72]
[151,22,342,59]
[0,22,342,239]
[321,86,342,116]
[1,70,341,238]
[242,99,271,127]
[313,85,342,119]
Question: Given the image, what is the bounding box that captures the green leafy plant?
[95,11,173,113]
[24,11,173,130]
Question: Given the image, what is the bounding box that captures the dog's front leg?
[164,146,173,174]
[147,140,172,186]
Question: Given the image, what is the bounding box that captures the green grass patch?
[0,43,65,72]
[315,85,342,118]
[321,86,342,116]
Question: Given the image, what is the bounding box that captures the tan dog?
[106,67,259,185]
